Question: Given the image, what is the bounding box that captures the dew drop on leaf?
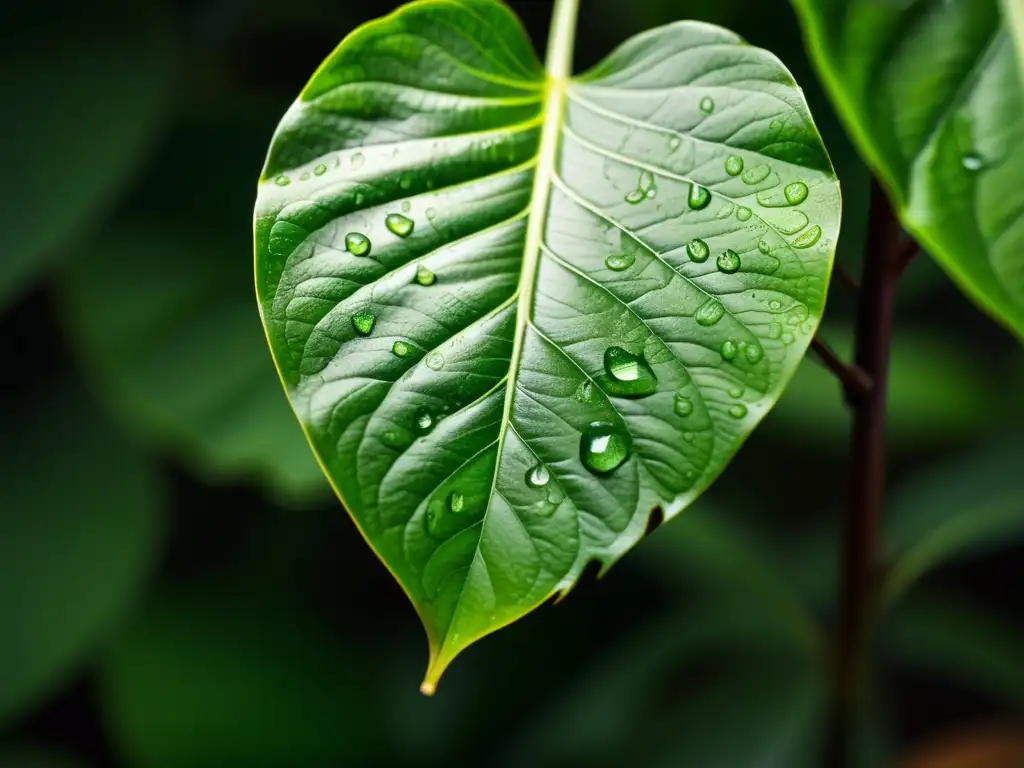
[784,181,809,205]
[728,404,748,419]
[415,264,436,286]
[605,252,636,271]
[447,491,465,514]
[275,175,290,186]
[425,352,445,371]
[345,232,371,256]
[720,340,738,361]
[792,224,822,249]
[741,164,771,185]
[314,164,327,176]
[695,298,726,327]
[962,154,983,171]
[782,332,795,345]
[745,343,764,363]
[673,392,693,417]
[728,385,744,398]
[525,464,550,488]
[399,173,413,190]
[386,213,414,238]
[736,206,752,221]
[725,155,744,176]
[669,136,681,150]
[351,311,375,336]
[625,188,645,204]
[687,238,710,263]
[579,422,632,475]
[699,96,715,113]
[574,380,594,403]
[392,340,416,358]
[352,152,365,169]
[425,207,437,220]
[688,183,712,210]
[717,249,741,273]
[416,408,434,433]
[787,304,810,325]
[757,239,772,254]
[602,347,658,397]
[768,322,782,339]
[769,299,783,311]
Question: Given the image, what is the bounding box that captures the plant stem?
[830,179,906,765]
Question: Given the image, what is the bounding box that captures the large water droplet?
[526,464,550,488]
[579,422,632,475]
[792,225,822,249]
[425,352,445,371]
[314,164,327,176]
[674,392,693,417]
[745,343,764,363]
[962,154,983,171]
[605,252,636,271]
[784,181,809,205]
[699,96,715,114]
[717,249,741,274]
[415,264,436,286]
[725,155,744,176]
[729,385,745,398]
[447,491,465,514]
[736,206,752,222]
[415,408,434,433]
[602,347,658,398]
[625,188,645,205]
[720,340,738,361]
[386,213,414,238]
[574,380,594,404]
[351,311,375,336]
[741,164,771,185]
[687,238,710,263]
[275,175,290,187]
[688,183,712,210]
[345,232,371,257]
[695,298,726,326]
[728,404,748,419]
[392,340,416,358]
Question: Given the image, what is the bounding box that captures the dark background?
[1,0,1022,765]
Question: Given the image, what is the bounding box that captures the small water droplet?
[639,170,655,191]
[725,155,744,176]
[687,238,710,263]
[392,340,416,358]
[646,187,657,199]
[425,352,445,371]
[574,380,593,403]
[414,264,436,286]
[301,172,311,181]
[345,232,370,256]
[425,208,437,220]
[699,96,715,114]
[602,347,658,398]
[399,173,413,190]
[720,340,738,361]
[784,181,809,205]
[382,427,410,450]
[717,249,741,274]
[741,164,771,185]
[314,164,327,176]
[605,252,636,271]
[352,153,365,169]
[625,188,645,204]
[275,175,290,186]
[757,239,772,254]
[695,298,726,327]
[688,183,712,210]
[416,408,434,433]
[792,225,822,249]
[728,404,748,419]
[674,392,693,417]
[736,206,752,222]
[355,192,366,206]
[669,136,682,150]
[787,305,809,325]
[579,422,632,475]
[447,491,465,514]
[526,464,550,488]
[777,211,809,235]
[781,332,795,345]
[351,310,375,336]
[386,213,414,238]
[962,154,983,171]
[401,200,411,213]
[770,119,783,132]
[683,431,695,443]
[745,343,764,363]
[768,322,782,339]
[768,299,783,311]
[728,385,744,398]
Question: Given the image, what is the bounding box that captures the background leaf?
[0,746,89,768]
[0,381,166,728]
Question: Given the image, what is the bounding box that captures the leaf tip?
[419,680,437,696]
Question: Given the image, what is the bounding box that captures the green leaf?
[254,0,839,688]
[99,587,376,767]
[0,746,89,768]
[880,438,1024,607]
[0,381,166,727]
[59,219,328,503]
[0,1,173,308]
[791,0,1024,339]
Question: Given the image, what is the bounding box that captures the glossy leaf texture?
[791,0,1024,339]
[254,0,839,688]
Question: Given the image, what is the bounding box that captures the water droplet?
[386,213,414,238]
[414,264,436,286]
[351,311,375,336]
[768,322,782,339]
[425,208,437,221]
[646,187,657,200]
[314,164,327,176]
[728,385,744,398]
[687,238,710,263]
[605,252,636,271]
[345,232,370,257]
[574,380,593,403]
[392,340,416,358]
[625,188,645,204]
[688,183,712,210]
[401,200,411,213]
[300,172,310,181]
[425,352,445,371]
[639,170,655,191]
[602,347,658,398]
[695,298,726,326]
[399,173,413,190]
[274,175,290,186]
[447,491,465,514]
[669,136,682,150]
[792,225,822,249]
[784,181,809,205]
[683,431,695,443]
[526,464,550,488]
[728,404,748,419]
[777,211,809,235]
[770,119,783,132]
[962,154,983,171]
[699,96,715,114]
[745,343,764,363]
[781,332,795,345]
[674,392,693,417]
[768,299,783,311]
[741,164,771,185]
[736,206,752,222]
[425,506,441,535]
[352,153,365,169]
[717,249,741,274]
[787,305,809,325]
[757,239,772,254]
[725,155,744,176]
[720,340,738,361]
[355,192,366,206]
[416,408,434,433]
[579,422,632,475]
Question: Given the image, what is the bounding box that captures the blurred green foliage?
[0,0,1022,766]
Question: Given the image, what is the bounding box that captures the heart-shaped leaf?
[254,0,839,689]
[791,0,1024,339]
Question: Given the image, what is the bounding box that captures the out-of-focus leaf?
[899,723,1024,768]
[880,438,1024,607]
[0,0,174,308]
[0,382,166,728]
[883,594,1024,709]
[58,219,328,503]
[0,746,88,768]
[99,587,377,768]
[792,0,1024,339]
[1005,0,1024,79]
[767,329,994,447]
